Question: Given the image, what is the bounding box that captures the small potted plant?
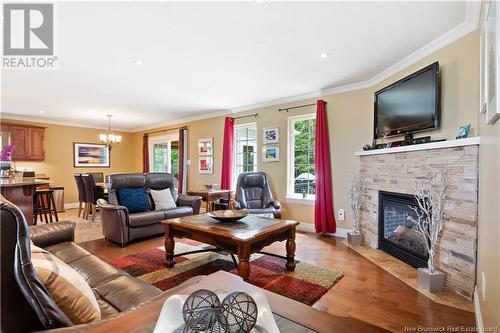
[0,144,15,177]
[407,173,447,293]
[347,171,366,246]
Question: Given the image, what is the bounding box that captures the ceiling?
[1,1,479,131]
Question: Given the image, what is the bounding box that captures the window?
[287,114,316,199]
[234,123,257,186]
[149,134,179,178]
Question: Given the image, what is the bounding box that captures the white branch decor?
[407,172,447,274]
[348,170,367,234]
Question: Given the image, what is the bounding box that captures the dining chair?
[74,173,87,218]
[81,173,99,222]
[89,172,104,183]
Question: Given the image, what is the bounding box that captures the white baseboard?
[296,223,350,239]
[474,287,484,331]
[64,202,80,210]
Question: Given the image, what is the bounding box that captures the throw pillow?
[117,187,150,213]
[150,189,177,210]
[31,245,101,324]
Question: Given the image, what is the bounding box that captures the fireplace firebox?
[378,191,428,268]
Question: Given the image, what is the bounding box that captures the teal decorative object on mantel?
[456,124,471,139]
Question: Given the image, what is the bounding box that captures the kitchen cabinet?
[1,124,46,161]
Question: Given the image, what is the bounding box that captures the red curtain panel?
[178,127,187,193]
[221,117,235,190]
[142,133,149,173]
[314,100,336,233]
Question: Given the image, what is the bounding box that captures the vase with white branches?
[347,171,366,246]
[407,172,447,292]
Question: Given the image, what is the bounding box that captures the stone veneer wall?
[359,145,479,299]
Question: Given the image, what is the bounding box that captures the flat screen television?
[374,62,440,139]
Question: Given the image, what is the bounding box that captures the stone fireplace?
[356,139,479,299]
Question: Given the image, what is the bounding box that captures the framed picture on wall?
[73,143,110,167]
[485,0,500,124]
[198,156,213,174]
[263,128,279,144]
[262,146,279,162]
[198,138,213,156]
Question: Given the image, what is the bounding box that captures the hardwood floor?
[79,228,475,332]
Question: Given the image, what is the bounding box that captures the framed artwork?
[263,128,279,144]
[262,146,279,162]
[485,1,500,124]
[73,143,110,167]
[198,138,213,156]
[198,156,213,174]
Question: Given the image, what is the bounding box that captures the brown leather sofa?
[98,172,202,247]
[0,196,162,333]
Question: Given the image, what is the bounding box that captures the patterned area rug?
[112,240,344,305]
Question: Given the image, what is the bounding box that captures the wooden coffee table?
[161,214,299,280]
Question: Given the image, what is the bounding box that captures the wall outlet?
[481,272,486,301]
[187,160,191,166]
[338,209,345,221]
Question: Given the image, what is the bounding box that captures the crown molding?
[0,112,133,132]
[133,109,231,132]
[129,2,481,133]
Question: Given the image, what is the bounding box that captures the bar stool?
[34,189,59,224]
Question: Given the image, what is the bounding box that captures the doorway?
[149,134,180,179]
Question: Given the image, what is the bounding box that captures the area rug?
[112,241,344,306]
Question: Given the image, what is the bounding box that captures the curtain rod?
[278,101,325,112]
[146,125,187,135]
[233,113,259,120]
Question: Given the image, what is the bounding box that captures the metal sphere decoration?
[183,308,227,333]
[220,292,258,333]
[182,289,221,330]
[179,290,258,333]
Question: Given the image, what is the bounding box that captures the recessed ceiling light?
[321,52,329,58]
[135,60,143,66]
[254,0,265,3]
[210,85,217,90]
[39,110,45,114]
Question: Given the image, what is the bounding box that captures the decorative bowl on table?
[204,183,218,192]
[208,210,248,222]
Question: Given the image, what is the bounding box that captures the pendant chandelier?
[99,115,121,150]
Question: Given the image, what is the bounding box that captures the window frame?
[233,122,258,188]
[287,113,316,201]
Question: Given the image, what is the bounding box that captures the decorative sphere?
[220,292,258,333]
[183,308,227,333]
[182,289,221,329]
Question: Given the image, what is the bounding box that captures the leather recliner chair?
[98,172,202,246]
[234,172,281,219]
[0,196,162,333]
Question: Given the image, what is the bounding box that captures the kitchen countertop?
[0,178,50,187]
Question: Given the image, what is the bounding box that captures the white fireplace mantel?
[355,137,480,157]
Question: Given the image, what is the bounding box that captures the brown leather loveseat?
[0,196,162,333]
[98,172,202,246]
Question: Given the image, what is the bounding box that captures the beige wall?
[138,31,480,229]
[477,113,500,328]
[476,3,500,327]
[0,118,139,204]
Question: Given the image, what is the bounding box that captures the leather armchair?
[234,172,281,219]
[98,173,202,246]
